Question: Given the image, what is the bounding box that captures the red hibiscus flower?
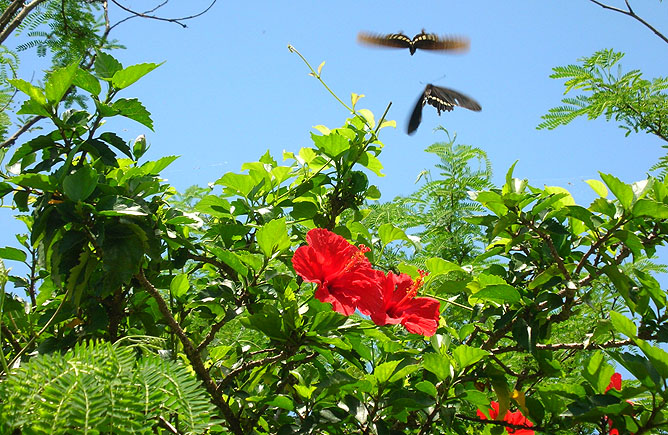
[370,271,440,336]
[604,372,633,435]
[292,228,382,316]
[477,401,535,435]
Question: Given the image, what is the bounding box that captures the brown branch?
[186,252,238,280]
[0,0,49,45]
[197,316,229,352]
[217,351,287,391]
[588,0,668,45]
[0,115,45,150]
[492,338,633,354]
[0,0,24,31]
[109,0,217,29]
[1,324,22,353]
[136,269,244,435]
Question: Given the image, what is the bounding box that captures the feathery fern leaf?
[0,340,218,434]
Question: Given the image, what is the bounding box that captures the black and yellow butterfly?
[408,84,481,135]
[357,30,469,55]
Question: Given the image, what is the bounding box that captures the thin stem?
[587,0,668,45]
[136,269,244,435]
[288,45,353,113]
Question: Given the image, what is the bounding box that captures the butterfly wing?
[407,93,426,135]
[428,85,481,112]
[412,31,470,52]
[357,32,412,50]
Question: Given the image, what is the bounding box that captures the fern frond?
[0,339,218,434]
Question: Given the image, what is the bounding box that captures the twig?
[0,0,49,45]
[136,269,244,435]
[217,351,287,391]
[0,115,45,150]
[109,0,217,29]
[587,0,668,45]
[492,338,633,354]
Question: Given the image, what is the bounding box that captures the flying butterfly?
[407,84,481,135]
[357,29,470,55]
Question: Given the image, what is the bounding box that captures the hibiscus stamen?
[343,245,371,273]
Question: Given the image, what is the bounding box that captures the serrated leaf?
[359,151,384,177]
[256,218,290,257]
[112,98,154,130]
[422,353,452,380]
[374,360,401,384]
[632,199,668,219]
[95,52,123,79]
[112,62,162,89]
[9,78,46,104]
[610,311,637,338]
[63,166,98,201]
[452,345,489,369]
[415,380,438,398]
[600,173,633,210]
[45,62,79,104]
[73,69,101,95]
[472,284,520,305]
[378,223,411,247]
[586,179,608,197]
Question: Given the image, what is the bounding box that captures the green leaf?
[16,98,50,116]
[415,380,438,398]
[452,345,489,370]
[9,173,57,191]
[112,62,162,89]
[425,258,464,276]
[422,353,452,380]
[0,246,27,262]
[140,155,178,175]
[600,173,633,210]
[98,132,133,158]
[586,179,608,197]
[240,305,285,341]
[45,62,79,104]
[610,311,636,338]
[388,363,420,383]
[311,132,349,157]
[215,172,255,197]
[373,360,401,384]
[256,218,290,257]
[583,351,615,394]
[378,223,412,247]
[632,199,668,219]
[112,98,154,130]
[359,151,384,177]
[8,78,46,104]
[73,69,101,95]
[63,166,98,201]
[635,340,668,379]
[170,273,190,299]
[94,52,123,80]
[472,284,521,305]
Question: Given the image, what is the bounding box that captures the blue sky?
[2,1,668,284]
[90,0,668,204]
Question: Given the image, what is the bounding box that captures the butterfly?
[357,30,469,55]
[408,84,481,135]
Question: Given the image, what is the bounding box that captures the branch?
[0,115,45,150]
[217,350,287,391]
[588,0,668,45]
[109,0,217,29]
[136,269,244,435]
[0,0,49,45]
[492,338,633,354]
